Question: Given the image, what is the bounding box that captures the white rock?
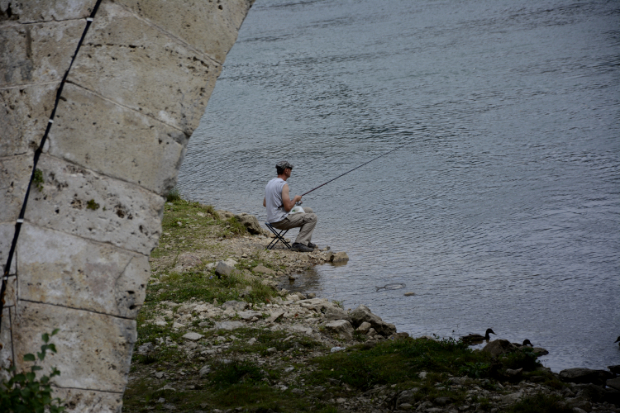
[182,332,203,341]
[199,365,211,376]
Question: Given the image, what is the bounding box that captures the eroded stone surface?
[49,83,186,194]
[0,154,33,223]
[12,301,136,392]
[17,224,149,317]
[0,0,97,23]
[26,154,164,255]
[69,1,222,136]
[52,387,123,413]
[0,19,86,87]
[0,306,13,376]
[0,83,58,157]
[0,223,18,274]
[116,0,253,63]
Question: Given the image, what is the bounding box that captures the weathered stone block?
[0,306,13,375]
[26,155,164,255]
[68,2,222,135]
[0,154,33,223]
[12,301,136,392]
[48,83,186,194]
[0,223,18,274]
[115,0,253,63]
[51,387,123,413]
[324,320,354,341]
[0,0,97,23]
[17,224,149,318]
[0,83,58,157]
[0,19,85,86]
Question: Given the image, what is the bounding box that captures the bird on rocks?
[461,328,495,345]
[513,339,533,347]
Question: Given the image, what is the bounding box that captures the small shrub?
[0,329,65,413]
[166,187,182,202]
[33,168,44,192]
[86,199,100,210]
[209,360,264,389]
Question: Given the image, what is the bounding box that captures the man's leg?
[271,209,317,247]
[285,211,317,246]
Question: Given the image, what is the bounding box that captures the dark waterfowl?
[513,339,533,347]
[461,328,495,344]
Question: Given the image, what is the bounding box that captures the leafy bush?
[0,329,65,413]
[166,187,181,202]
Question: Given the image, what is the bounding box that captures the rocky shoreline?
[122,199,620,413]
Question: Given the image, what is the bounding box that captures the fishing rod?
[301,143,407,197]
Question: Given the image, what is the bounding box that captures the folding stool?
[265,222,292,250]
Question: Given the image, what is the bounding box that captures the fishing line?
[301,143,409,197]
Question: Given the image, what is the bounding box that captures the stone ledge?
[17,223,150,318]
[49,82,186,194]
[52,387,123,413]
[0,154,33,223]
[12,301,136,392]
[0,82,59,157]
[25,154,164,255]
[0,1,97,24]
[0,19,86,87]
[69,1,222,136]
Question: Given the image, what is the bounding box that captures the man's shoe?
[291,243,313,252]
[307,242,318,250]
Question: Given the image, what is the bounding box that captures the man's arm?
[263,197,266,207]
[281,184,302,212]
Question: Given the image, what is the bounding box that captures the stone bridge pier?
[0,1,253,411]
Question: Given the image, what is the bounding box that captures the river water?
[178,0,620,372]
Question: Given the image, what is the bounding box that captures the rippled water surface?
[179,0,620,371]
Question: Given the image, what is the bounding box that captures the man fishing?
[263,161,318,252]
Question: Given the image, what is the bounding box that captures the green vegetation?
[0,330,65,413]
[123,196,568,412]
[33,168,44,192]
[165,187,182,202]
[86,199,100,210]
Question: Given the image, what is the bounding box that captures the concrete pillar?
[0,1,254,411]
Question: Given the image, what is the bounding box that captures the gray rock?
[396,388,419,405]
[559,368,614,385]
[330,251,349,264]
[267,310,285,323]
[349,304,396,337]
[607,377,620,391]
[234,213,263,234]
[287,324,313,335]
[182,332,203,341]
[482,339,517,357]
[215,261,235,277]
[253,264,275,275]
[434,396,453,406]
[356,321,372,333]
[221,300,248,312]
[324,320,354,341]
[505,368,523,377]
[199,365,211,376]
[324,306,351,322]
[531,347,549,356]
[213,321,244,331]
[137,342,154,354]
